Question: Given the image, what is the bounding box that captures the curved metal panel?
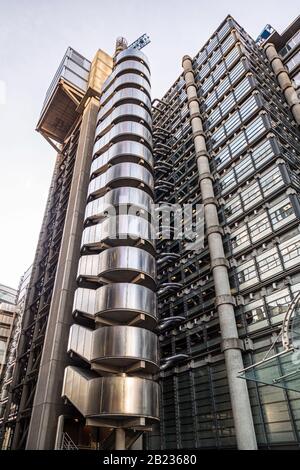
[115,48,150,70]
[97,88,151,124]
[85,187,154,221]
[73,283,157,327]
[68,325,159,372]
[68,324,93,362]
[91,142,153,175]
[77,246,156,288]
[88,163,154,198]
[102,60,150,93]
[92,326,159,371]
[81,215,155,251]
[96,104,152,138]
[100,74,151,106]
[62,366,159,420]
[94,122,152,155]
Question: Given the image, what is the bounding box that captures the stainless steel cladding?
[68,324,159,373]
[96,104,152,138]
[62,366,159,420]
[73,283,157,328]
[94,122,153,155]
[81,215,155,253]
[63,48,158,440]
[91,142,153,174]
[85,187,154,221]
[88,162,154,198]
[77,246,156,288]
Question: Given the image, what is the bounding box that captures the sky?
[0,0,299,289]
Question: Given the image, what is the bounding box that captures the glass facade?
[149,15,300,450]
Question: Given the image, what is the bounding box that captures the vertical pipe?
[54,415,64,450]
[182,55,257,450]
[264,43,300,125]
[115,428,126,450]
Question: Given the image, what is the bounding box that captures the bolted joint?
[207,225,223,236]
[211,257,229,270]
[198,172,214,182]
[193,129,206,139]
[221,338,244,353]
[190,111,202,120]
[187,96,199,106]
[202,196,218,206]
[196,150,210,159]
[215,294,236,308]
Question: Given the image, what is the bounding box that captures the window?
[231,226,250,251]
[281,236,300,267]
[293,70,300,89]
[224,195,242,221]
[280,31,300,57]
[220,169,236,194]
[249,215,271,241]
[286,50,300,72]
[235,155,254,182]
[237,261,257,284]
[266,290,291,319]
[260,167,283,195]
[270,202,294,225]
[241,182,261,209]
[0,340,6,365]
[252,139,274,168]
[245,305,267,325]
[257,250,281,274]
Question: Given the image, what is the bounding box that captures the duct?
[81,215,155,253]
[160,354,189,371]
[182,55,257,450]
[157,283,182,296]
[62,366,159,421]
[91,141,153,176]
[68,324,159,373]
[96,89,151,125]
[154,160,172,169]
[157,253,180,266]
[157,316,185,332]
[84,187,154,222]
[94,122,152,156]
[96,104,152,138]
[73,283,157,329]
[88,163,154,199]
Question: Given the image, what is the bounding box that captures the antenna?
[127,33,151,50]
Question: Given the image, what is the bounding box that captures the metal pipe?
[115,428,126,450]
[182,55,257,450]
[264,43,300,125]
[54,415,64,450]
[158,316,185,332]
[160,354,189,371]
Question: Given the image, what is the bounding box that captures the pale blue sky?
[0,0,299,288]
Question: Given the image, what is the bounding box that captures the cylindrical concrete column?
[264,43,300,125]
[115,428,126,450]
[182,55,257,450]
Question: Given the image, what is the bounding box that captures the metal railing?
[60,432,78,450]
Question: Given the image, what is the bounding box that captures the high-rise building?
[1,14,300,451]
[0,267,31,448]
[0,285,17,376]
